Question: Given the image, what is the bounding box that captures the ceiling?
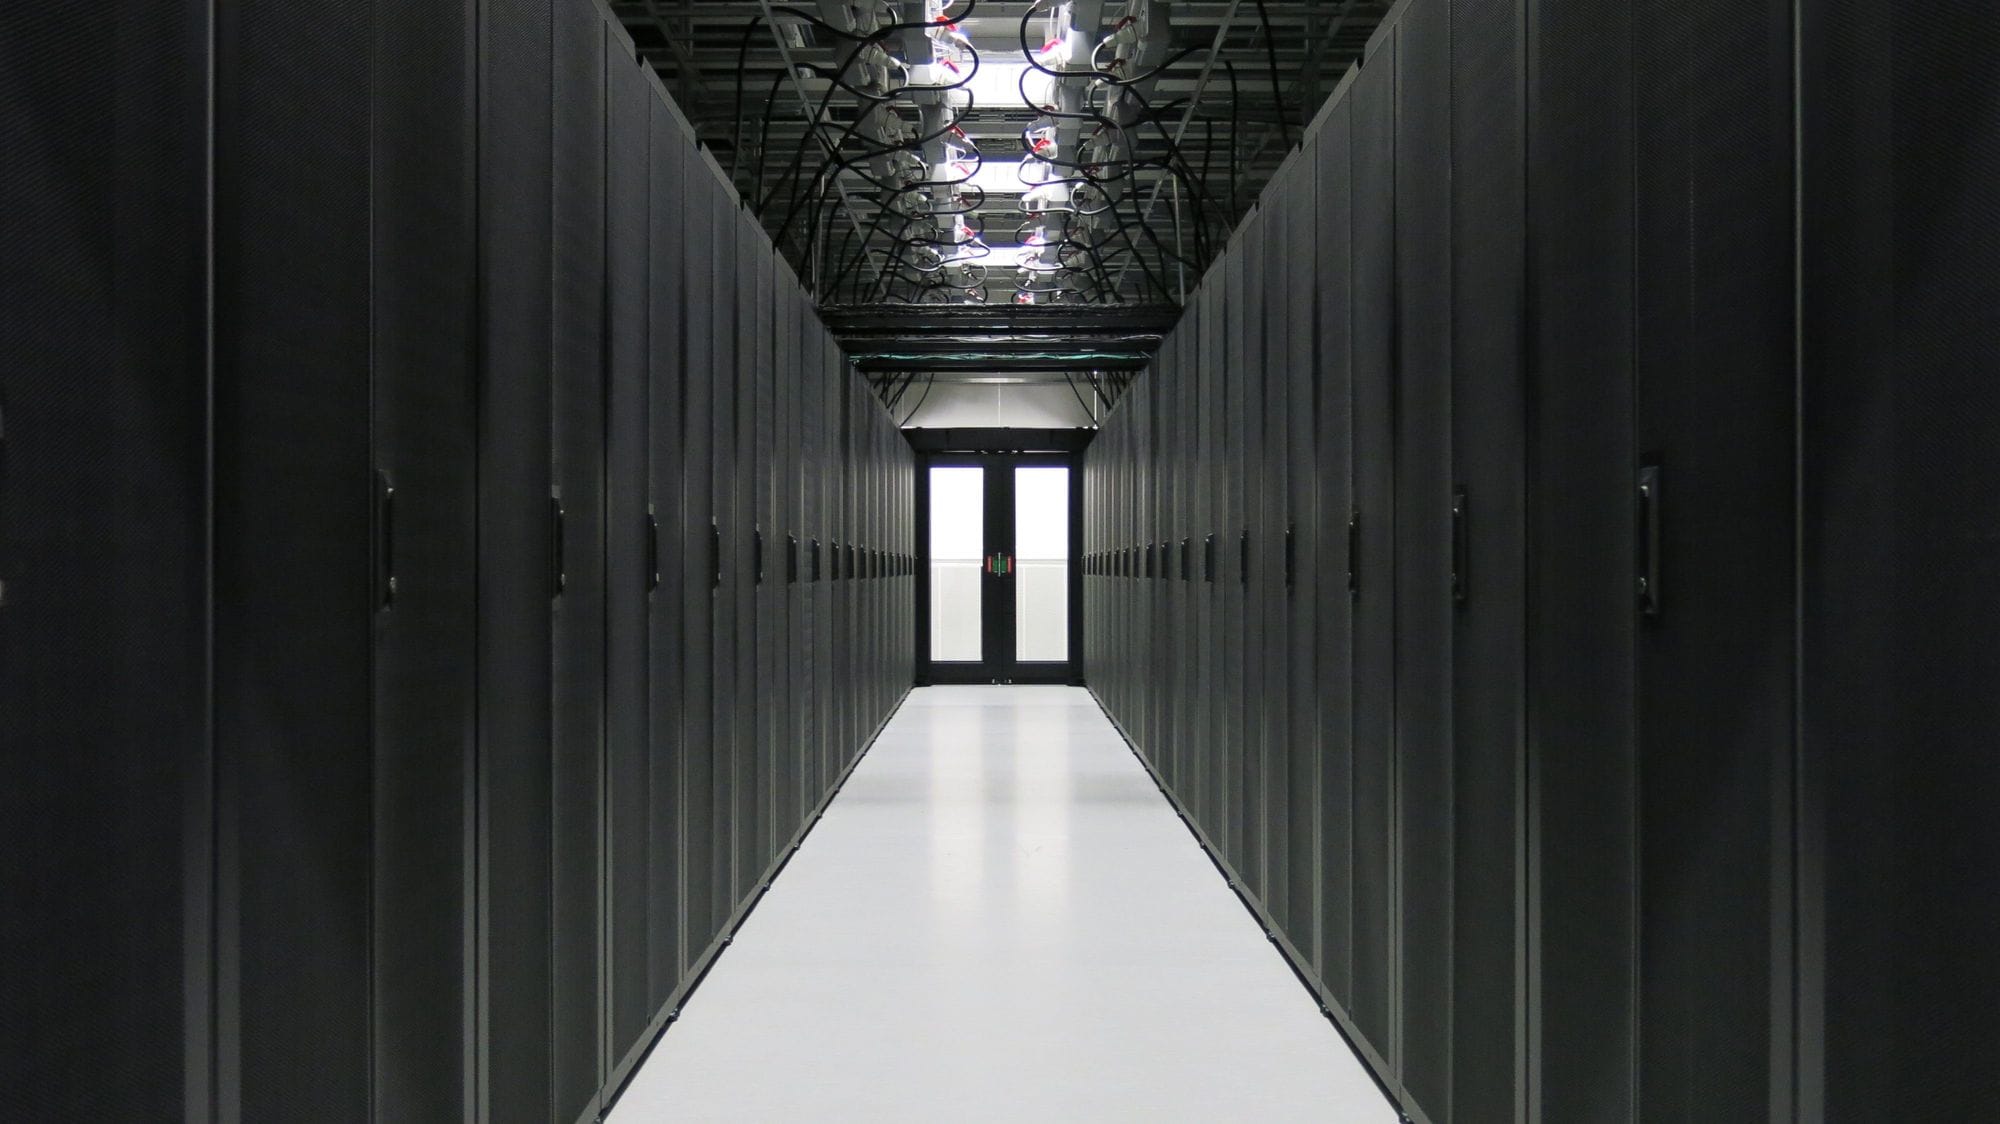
[611,0,1388,388]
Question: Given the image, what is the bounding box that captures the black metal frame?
[915,450,1084,686]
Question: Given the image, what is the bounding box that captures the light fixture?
[960,159,1028,196]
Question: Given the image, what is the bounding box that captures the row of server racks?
[1084,0,1999,1121]
[2,0,915,1119]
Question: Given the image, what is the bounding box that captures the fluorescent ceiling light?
[961,159,1028,196]
[959,60,1032,109]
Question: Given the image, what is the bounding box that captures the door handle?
[550,494,566,598]
[710,519,721,590]
[1347,510,1361,598]
[1451,490,1468,605]
[1204,533,1217,583]
[1239,529,1250,588]
[787,534,799,584]
[1285,524,1297,590]
[754,526,764,585]
[646,509,661,591]
[375,471,396,611]
[1638,465,1662,618]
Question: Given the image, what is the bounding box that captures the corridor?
[612,688,1394,1121]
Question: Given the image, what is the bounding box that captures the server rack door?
[1199,270,1228,843]
[476,1,560,1113]
[1392,3,1456,1113]
[369,0,480,1115]
[550,5,608,1112]
[1313,105,1358,1009]
[1632,2,1796,1116]
[752,239,778,878]
[1173,329,1197,807]
[680,165,719,957]
[816,342,838,791]
[708,182,740,933]
[1349,38,1399,1069]
[779,289,804,836]
[1222,243,1251,874]
[1526,0,1638,1115]
[1159,341,1183,794]
[1803,6,2000,1113]
[732,211,762,901]
[1283,144,1323,973]
[0,4,209,1116]
[1447,0,1527,1113]
[214,1,375,1116]
[1258,188,1292,932]
[640,71,690,1031]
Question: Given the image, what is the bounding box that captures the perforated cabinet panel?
[680,155,721,958]
[1526,0,1638,1116]
[1447,0,1528,1113]
[1348,40,1399,1067]
[214,0,376,1116]
[1802,3,2000,1117]
[1282,146,1323,975]
[606,28,656,1073]
[0,3,210,1116]
[1313,102,1357,1013]
[477,0,558,1116]
[369,0,480,1117]
[1391,4,1455,1113]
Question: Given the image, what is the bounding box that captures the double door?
[920,454,1079,684]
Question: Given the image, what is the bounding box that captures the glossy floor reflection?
[611,686,1395,1122]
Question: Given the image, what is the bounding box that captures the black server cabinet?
[1631,0,1795,1117]
[1526,0,1638,1117]
[733,214,763,901]
[1259,183,1296,936]
[1802,5,2000,1115]
[709,184,741,925]
[641,87,687,1028]
[1393,3,1454,1113]
[1281,146,1323,970]
[1446,0,1527,1114]
[551,4,608,1114]
[213,1,376,1117]
[1221,244,1250,873]
[477,0,558,1116]
[605,38,656,1077]
[1198,269,1227,844]
[1313,102,1358,1012]
[1348,35,1399,1069]
[815,341,838,791]
[681,161,721,959]
[1240,203,1272,900]
[369,0,481,1117]
[753,248,778,879]
[0,3,211,1117]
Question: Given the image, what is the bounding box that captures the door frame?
[915,450,1084,686]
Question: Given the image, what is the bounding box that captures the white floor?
[611,686,1395,1123]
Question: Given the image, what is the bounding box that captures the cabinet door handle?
[754,526,765,585]
[1451,490,1469,605]
[375,471,396,611]
[646,511,661,591]
[1638,465,1662,618]
[1181,538,1192,581]
[550,495,566,598]
[1239,529,1250,587]
[710,520,721,590]
[1347,510,1361,598]
[1205,533,1217,583]
[788,534,799,584]
[1285,524,1297,590]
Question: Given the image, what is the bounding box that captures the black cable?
[898,374,937,426]
[1255,0,1294,151]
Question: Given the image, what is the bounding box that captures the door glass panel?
[929,466,984,661]
[1015,466,1070,662]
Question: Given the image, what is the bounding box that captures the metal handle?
[1204,533,1217,583]
[710,520,721,590]
[375,471,396,611]
[1239,529,1250,587]
[787,534,799,584]
[1285,524,1297,590]
[1347,510,1361,598]
[550,495,566,598]
[1638,465,1662,617]
[646,510,661,591]
[1451,490,1469,605]
[809,538,821,582]
[754,526,765,585]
